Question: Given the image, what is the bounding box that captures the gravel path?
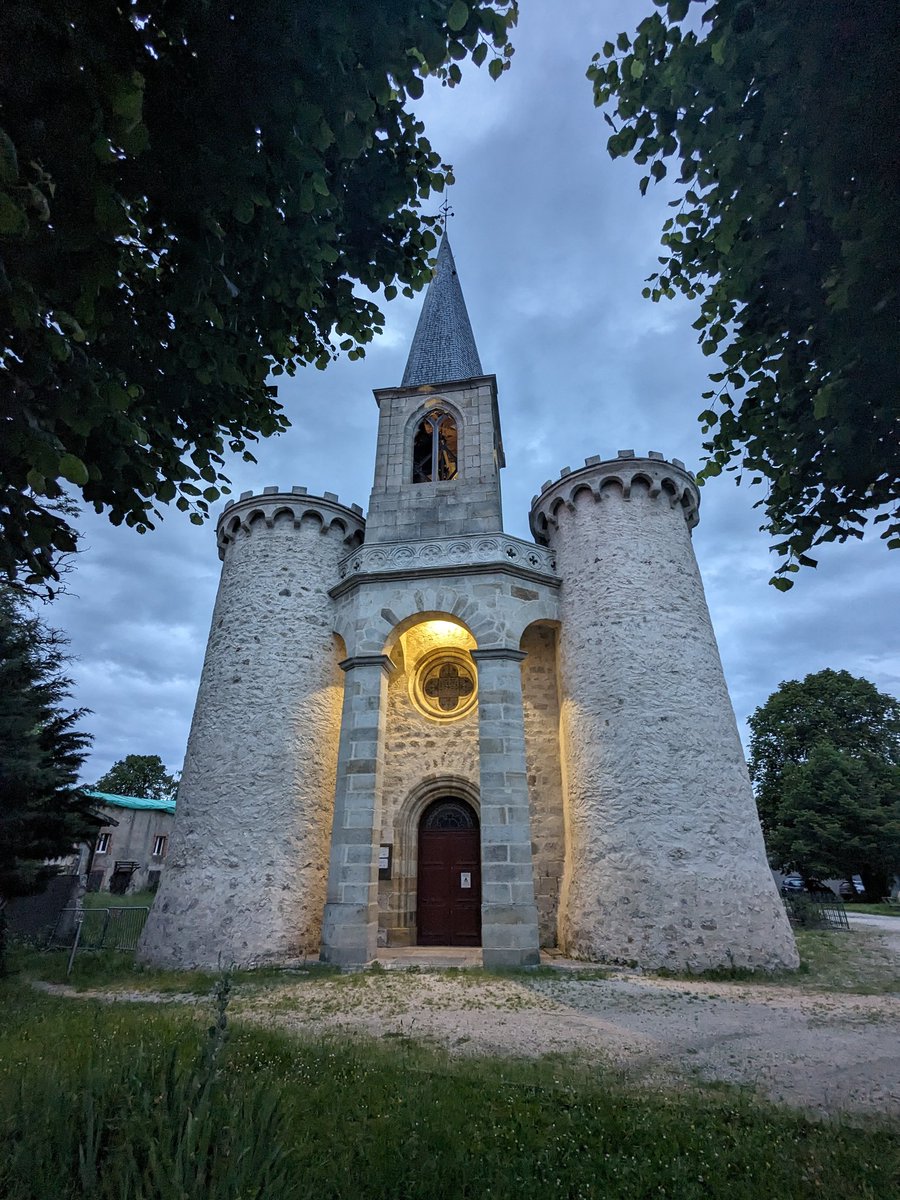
[34,927,900,1120]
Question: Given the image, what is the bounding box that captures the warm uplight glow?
[426,620,461,640]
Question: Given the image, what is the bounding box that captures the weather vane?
[439,193,454,232]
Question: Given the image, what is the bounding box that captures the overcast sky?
[49,1,898,784]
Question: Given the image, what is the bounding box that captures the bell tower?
[364,233,505,543]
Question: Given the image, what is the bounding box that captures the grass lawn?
[1,971,897,1200]
[846,902,900,918]
[81,888,157,910]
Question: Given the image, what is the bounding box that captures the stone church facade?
[139,234,798,972]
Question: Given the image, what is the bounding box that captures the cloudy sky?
[49,1,898,784]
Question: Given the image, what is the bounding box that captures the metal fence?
[49,906,151,953]
[781,890,850,931]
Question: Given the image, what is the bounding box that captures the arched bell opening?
[417,796,481,946]
[412,409,459,482]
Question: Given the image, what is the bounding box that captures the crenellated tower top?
[529,451,699,545]
[217,486,365,560]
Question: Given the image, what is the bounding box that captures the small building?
[85,792,176,894]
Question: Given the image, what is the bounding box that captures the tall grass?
[1,978,897,1200]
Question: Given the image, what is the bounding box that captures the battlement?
[529,451,700,544]
[216,487,366,559]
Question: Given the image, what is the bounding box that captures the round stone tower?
[139,487,364,969]
[530,452,797,972]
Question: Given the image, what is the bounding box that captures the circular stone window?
[411,648,478,722]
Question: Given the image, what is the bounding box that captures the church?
[139,233,797,973]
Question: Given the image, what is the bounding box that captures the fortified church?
[140,234,797,972]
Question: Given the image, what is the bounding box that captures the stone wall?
[532,455,798,972]
[139,493,363,969]
[520,623,565,947]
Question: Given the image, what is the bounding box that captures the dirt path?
[34,930,900,1120]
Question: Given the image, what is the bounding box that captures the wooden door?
[417,800,481,946]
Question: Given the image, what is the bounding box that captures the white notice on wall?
[378,846,391,870]
[460,872,471,889]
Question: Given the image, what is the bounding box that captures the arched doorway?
[417,798,481,946]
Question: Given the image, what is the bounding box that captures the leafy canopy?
[92,754,178,801]
[748,669,900,892]
[589,1,899,587]
[0,591,99,900]
[0,1,516,596]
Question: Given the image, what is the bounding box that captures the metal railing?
[49,905,151,953]
[781,890,850,931]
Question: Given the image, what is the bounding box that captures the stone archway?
[417,797,481,946]
[386,776,480,946]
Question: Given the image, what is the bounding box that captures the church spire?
[401,231,483,387]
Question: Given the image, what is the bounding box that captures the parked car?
[780,874,805,895]
[838,876,866,902]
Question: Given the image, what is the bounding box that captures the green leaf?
[58,454,89,487]
[472,42,488,67]
[488,56,503,81]
[667,0,690,19]
[233,197,255,223]
[26,469,45,493]
[0,127,19,183]
[448,1,469,32]
[110,71,145,130]
[630,58,645,80]
[0,191,28,236]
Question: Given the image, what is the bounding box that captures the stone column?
[471,648,541,968]
[320,655,393,966]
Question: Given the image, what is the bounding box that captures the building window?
[96,832,111,854]
[412,409,458,483]
[152,835,168,858]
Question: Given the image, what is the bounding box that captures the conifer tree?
[0,591,99,902]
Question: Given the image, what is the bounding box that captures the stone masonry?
[139,231,798,974]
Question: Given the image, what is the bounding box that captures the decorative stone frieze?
[335,533,558,586]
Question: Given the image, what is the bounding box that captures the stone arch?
[390,774,481,939]
[353,587,498,655]
[380,608,478,656]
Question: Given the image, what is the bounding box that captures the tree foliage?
[0,0,516,595]
[748,669,900,894]
[0,590,99,900]
[589,1,899,587]
[92,753,178,801]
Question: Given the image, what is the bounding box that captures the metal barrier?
[782,891,850,931]
[49,906,151,953]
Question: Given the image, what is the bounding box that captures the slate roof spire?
[401,231,483,387]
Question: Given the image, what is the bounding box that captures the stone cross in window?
[424,663,474,711]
